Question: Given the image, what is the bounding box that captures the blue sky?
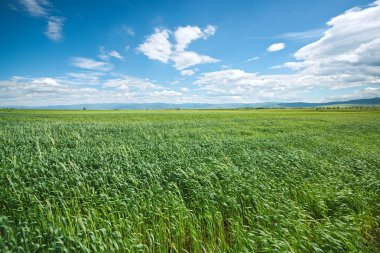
[0,0,379,105]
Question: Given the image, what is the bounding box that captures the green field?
[0,109,379,252]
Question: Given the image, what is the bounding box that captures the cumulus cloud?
[172,51,218,70]
[174,25,216,51]
[137,25,218,71]
[284,1,380,76]
[267,43,285,52]
[137,29,172,63]
[195,69,258,86]
[71,57,113,71]
[174,26,204,51]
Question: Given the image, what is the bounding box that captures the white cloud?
[172,51,218,70]
[138,25,218,71]
[98,47,124,61]
[108,50,123,60]
[123,27,135,36]
[0,75,168,106]
[193,0,380,102]
[71,57,113,71]
[204,25,217,37]
[152,90,182,96]
[325,87,380,102]
[45,16,64,41]
[174,25,216,51]
[0,77,98,104]
[361,87,380,96]
[103,76,162,92]
[137,29,172,63]
[4,2,380,105]
[267,43,285,52]
[285,1,380,76]
[270,65,283,69]
[221,65,231,70]
[17,0,65,41]
[195,69,258,85]
[32,77,60,86]
[279,29,325,40]
[18,0,49,17]
[180,69,195,76]
[195,68,379,101]
[245,56,259,62]
[67,71,105,84]
[174,26,204,51]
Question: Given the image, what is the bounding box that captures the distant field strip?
[0,109,379,252]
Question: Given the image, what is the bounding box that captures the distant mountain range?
[3,97,380,110]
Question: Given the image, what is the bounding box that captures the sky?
[0,0,379,106]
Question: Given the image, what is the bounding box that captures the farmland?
[0,109,379,252]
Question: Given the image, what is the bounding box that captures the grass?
[0,109,379,252]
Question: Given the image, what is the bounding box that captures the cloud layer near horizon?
[1,1,380,106]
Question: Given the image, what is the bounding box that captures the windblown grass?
[0,109,379,252]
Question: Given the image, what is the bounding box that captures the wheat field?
[0,109,379,252]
